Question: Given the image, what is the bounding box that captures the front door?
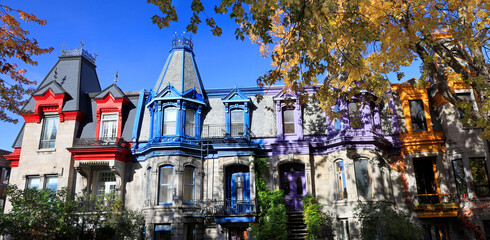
[283,171,306,211]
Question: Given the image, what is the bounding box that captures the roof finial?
[114,71,119,84]
[80,41,85,49]
[94,52,98,61]
[61,42,65,52]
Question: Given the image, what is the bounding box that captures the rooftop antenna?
[80,41,85,49]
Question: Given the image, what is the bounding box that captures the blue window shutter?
[231,174,236,201]
[244,173,250,201]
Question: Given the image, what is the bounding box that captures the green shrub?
[355,201,424,240]
[250,158,288,240]
[302,195,334,240]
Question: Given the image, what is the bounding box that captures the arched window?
[185,109,196,137]
[354,159,372,198]
[336,160,348,199]
[159,165,174,204]
[163,107,177,135]
[183,166,195,204]
[230,109,244,136]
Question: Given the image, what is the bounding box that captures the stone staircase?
[287,212,308,240]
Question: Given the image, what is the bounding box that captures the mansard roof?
[22,47,102,115]
[152,36,205,98]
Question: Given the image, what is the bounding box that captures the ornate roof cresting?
[172,32,193,50]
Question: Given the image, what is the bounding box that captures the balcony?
[181,199,256,218]
[200,124,254,140]
[413,193,459,218]
[74,138,129,148]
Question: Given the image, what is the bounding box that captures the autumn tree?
[0,4,53,123]
[148,0,490,139]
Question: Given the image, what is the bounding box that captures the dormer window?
[185,109,196,137]
[39,115,59,149]
[230,109,244,136]
[409,100,427,132]
[283,109,295,134]
[163,107,177,135]
[100,113,118,141]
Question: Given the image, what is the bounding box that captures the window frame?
[348,102,362,129]
[283,108,296,135]
[44,175,58,192]
[354,159,373,198]
[39,115,59,149]
[158,165,174,205]
[451,159,468,197]
[95,171,117,196]
[408,99,428,132]
[470,157,490,198]
[335,160,348,200]
[185,108,196,137]
[163,107,178,136]
[99,113,118,140]
[230,109,245,137]
[26,176,40,190]
[183,166,195,204]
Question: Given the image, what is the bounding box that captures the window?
[334,105,341,131]
[185,224,195,240]
[159,166,174,204]
[348,102,361,128]
[45,175,58,192]
[456,92,472,119]
[413,158,438,204]
[452,159,468,197]
[155,224,171,240]
[185,109,196,137]
[483,220,490,240]
[283,109,295,134]
[470,158,490,197]
[96,171,116,196]
[1,167,10,184]
[231,109,244,136]
[39,116,59,149]
[26,176,40,189]
[183,166,195,204]
[338,219,350,240]
[336,161,348,199]
[146,167,151,205]
[354,159,372,198]
[235,174,244,201]
[163,108,177,135]
[409,100,427,132]
[100,113,118,140]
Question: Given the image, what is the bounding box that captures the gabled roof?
[153,37,205,98]
[222,86,250,103]
[93,83,126,99]
[33,80,68,96]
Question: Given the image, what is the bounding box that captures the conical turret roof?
[153,36,205,97]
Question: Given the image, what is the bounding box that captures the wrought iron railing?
[181,199,256,217]
[200,124,253,139]
[74,137,127,147]
[414,193,459,206]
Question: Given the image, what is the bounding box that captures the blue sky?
[0,0,421,151]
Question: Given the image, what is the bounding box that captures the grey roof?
[22,55,101,115]
[33,80,67,96]
[12,124,25,148]
[94,83,126,99]
[153,48,205,97]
